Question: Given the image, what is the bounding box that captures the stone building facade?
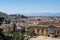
[34,22,60,36]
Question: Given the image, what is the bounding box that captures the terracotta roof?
[38,22,51,26]
[16,23,24,27]
[0,24,8,31]
[37,22,60,27]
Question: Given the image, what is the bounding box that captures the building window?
[42,29,44,33]
[37,29,39,33]
[57,30,59,34]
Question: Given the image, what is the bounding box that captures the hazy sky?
[0,0,60,16]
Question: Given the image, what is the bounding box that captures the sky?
[0,0,60,16]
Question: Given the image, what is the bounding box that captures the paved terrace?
[29,36,60,40]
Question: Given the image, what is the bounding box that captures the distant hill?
[0,11,60,19]
[9,14,27,19]
[0,12,27,19]
[0,12,8,18]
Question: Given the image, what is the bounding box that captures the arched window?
[37,28,39,33]
[42,29,44,33]
[57,30,59,34]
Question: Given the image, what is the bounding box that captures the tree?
[0,17,4,40]
[5,19,10,24]
[0,17,4,25]
[28,26,35,36]
[12,23,16,40]
[12,23,25,40]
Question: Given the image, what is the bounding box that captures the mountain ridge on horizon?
[0,11,60,16]
[22,13,60,16]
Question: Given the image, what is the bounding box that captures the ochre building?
[34,22,60,36]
